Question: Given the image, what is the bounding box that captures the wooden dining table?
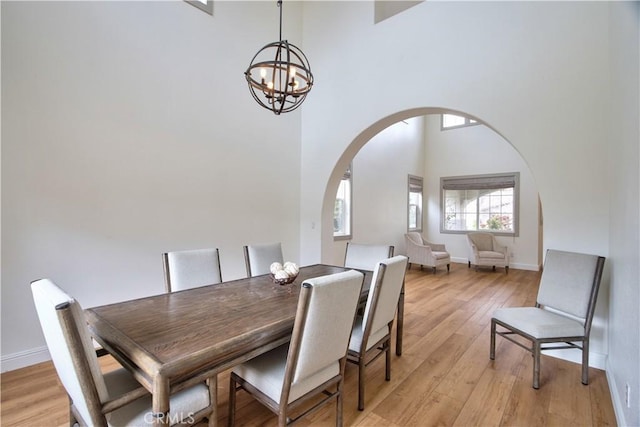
[86,264,404,425]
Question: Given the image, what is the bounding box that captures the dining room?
[1,1,638,426]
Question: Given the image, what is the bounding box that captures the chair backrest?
[244,242,284,277]
[467,232,494,251]
[283,270,364,400]
[163,248,223,292]
[362,256,409,344]
[31,279,107,425]
[405,232,423,246]
[344,243,395,271]
[537,250,606,325]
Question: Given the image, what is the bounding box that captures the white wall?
[607,2,640,426]
[1,1,305,370]
[329,117,425,266]
[300,0,611,374]
[423,115,539,270]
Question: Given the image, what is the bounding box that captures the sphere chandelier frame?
[244,0,314,115]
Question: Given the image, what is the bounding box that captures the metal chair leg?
[533,342,541,389]
[582,339,590,385]
[490,320,496,360]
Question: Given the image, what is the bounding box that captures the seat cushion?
[493,307,585,339]
[104,368,210,426]
[432,251,450,261]
[232,344,339,405]
[478,250,505,260]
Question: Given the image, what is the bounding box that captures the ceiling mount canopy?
[244,0,314,115]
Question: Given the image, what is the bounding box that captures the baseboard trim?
[1,346,50,373]
[450,258,539,271]
[606,358,629,427]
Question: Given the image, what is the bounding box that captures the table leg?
[152,375,170,425]
[208,376,217,427]
[396,283,404,356]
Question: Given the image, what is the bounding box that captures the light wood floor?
[1,263,617,426]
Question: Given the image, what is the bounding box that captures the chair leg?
[336,378,344,427]
[447,263,450,273]
[228,374,237,427]
[468,261,471,268]
[385,340,391,381]
[490,320,496,360]
[582,339,590,385]
[493,265,496,271]
[358,357,366,411]
[68,402,77,427]
[432,266,436,274]
[505,266,509,274]
[533,341,541,389]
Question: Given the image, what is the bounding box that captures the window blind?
[441,173,517,190]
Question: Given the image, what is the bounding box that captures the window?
[185,0,213,15]
[441,172,519,236]
[441,114,478,130]
[408,175,423,232]
[334,164,352,240]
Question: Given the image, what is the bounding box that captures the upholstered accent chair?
[31,279,214,426]
[490,250,605,389]
[404,232,451,273]
[347,255,408,410]
[162,248,223,292]
[466,232,510,273]
[243,242,284,277]
[228,270,364,427]
[344,242,394,271]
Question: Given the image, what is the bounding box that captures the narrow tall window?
[441,173,519,236]
[408,175,423,232]
[334,165,352,239]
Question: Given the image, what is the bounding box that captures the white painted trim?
[606,357,628,427]
[450,258,539,271]
[544,348,606,371]
[1,346,50,373]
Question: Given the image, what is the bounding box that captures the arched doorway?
[320,108,542,270]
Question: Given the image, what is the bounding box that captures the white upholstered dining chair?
[490,249,605,389]
[347,255,408,410]
[344,242,394,271]
[228,270,364,427]
[31,279,215,426]
[404,232,451,273]
[243,242,284,277]
[162,248,223,292]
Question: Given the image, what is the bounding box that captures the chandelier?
[244,0,314,115]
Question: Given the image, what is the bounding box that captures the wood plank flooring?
[1,263,617,426]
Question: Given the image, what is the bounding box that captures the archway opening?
[320,107,542,270]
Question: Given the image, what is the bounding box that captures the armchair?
[404,232,450,273]
[466,232,510,273]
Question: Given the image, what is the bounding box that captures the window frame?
[333,164,353,241]
[441,113,479,131]
[440,172,520,236]
[408,175,423,232]
[185,0,213,15]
